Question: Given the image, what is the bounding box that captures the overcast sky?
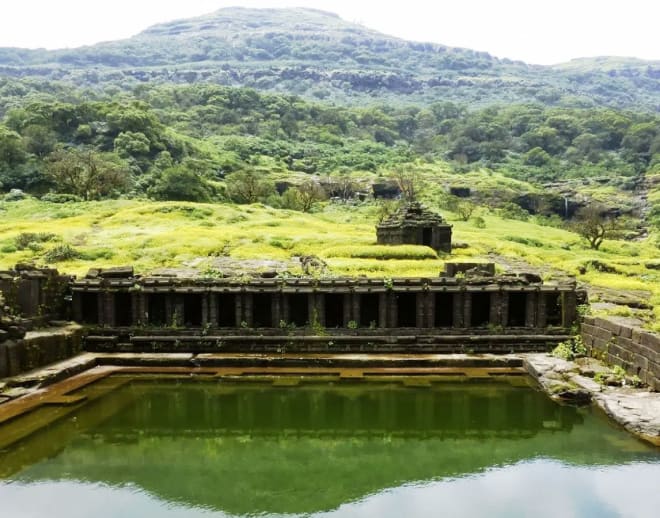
[0,0,658,65]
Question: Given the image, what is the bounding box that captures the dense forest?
[0,81,658,203]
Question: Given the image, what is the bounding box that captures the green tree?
[523,147,552,167]
[22,124,57,158]
[45,148,129,200]
[291,179,327,212]
[148,166,214,202]
[226,171,275,204]
[571,205,622,250]
[0,126,25,167]
[114,131,151,158]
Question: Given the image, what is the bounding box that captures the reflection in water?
[0,377,659,518]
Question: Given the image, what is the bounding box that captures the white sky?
[0,0,658,65]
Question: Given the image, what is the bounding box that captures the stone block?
[99,266,134,279]
[618,325,634,340]
[608,344,632,362]
[649,360,660,379]
[581,316,596,326]
[630,355,648,376]
[580,323,597,336]
[616,336,633,350]
[594,317,621,335]
[5,340,25,376]
[639,331,660,351]
[593,326,613,342]
[591,336,609,351]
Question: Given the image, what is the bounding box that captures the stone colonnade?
[72,278,577,330]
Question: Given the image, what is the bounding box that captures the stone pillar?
[342,294,352,327]
[416,293,426,328]
[453,291,464,328]
[173,296,184,327]
[500,292,510,328]
[489,292,501,327]
[308,293,319,326]
[378,293,389,328]
[536,292,547,328]
[133,293,146,325]
[281,294,290,325]
[351,293,361,323]
[463,292,472,329]
[233,294,242,327]
[201,294,210,326]
[314,293,325,326]
[130,293,138,325]
[103,291,115,327]
[243,293,253,327]
[271,293,282,327]
[165,295,175,327]
[561,291,577,328]
[525,292,537,328]
[387,292,398,328]
[208,294,218,327]
[424,292,435,328]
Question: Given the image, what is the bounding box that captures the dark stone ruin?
[0,261,588,376]
[376,202,452,253]
[67,263,581,354]
[0,265,81,378]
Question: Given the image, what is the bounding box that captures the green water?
[0,376,658,518]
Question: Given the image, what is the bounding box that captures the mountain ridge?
[0,7,658,110]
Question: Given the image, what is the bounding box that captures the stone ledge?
[523,353,660,445]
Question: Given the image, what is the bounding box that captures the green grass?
[2,197,660,330]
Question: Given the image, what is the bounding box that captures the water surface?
[1,376,658,517]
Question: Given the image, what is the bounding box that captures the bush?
[43,244,81,262]
[14,232,58,250]
[552,336,587,361]
[471,216,486,228]
[41,193,83,203]
[497,202,530,221]
[4,189,26,202]
[80,248,115,260]
[149,167,214,202]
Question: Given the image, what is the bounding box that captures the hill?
[0,7,658,110]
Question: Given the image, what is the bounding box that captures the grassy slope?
[1,198,658,329]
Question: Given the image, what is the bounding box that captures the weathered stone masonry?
[581,316,660,391]
[377,202,452,253]
[0,265,81,378]
[70,272,580,353]
[0,263,588,367]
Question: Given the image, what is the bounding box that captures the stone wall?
[581,316,660,391]
[0,325,83,379]
[0,264,72,320]
[0,265,77,380]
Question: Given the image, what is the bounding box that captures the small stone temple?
[376,202,452,253]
